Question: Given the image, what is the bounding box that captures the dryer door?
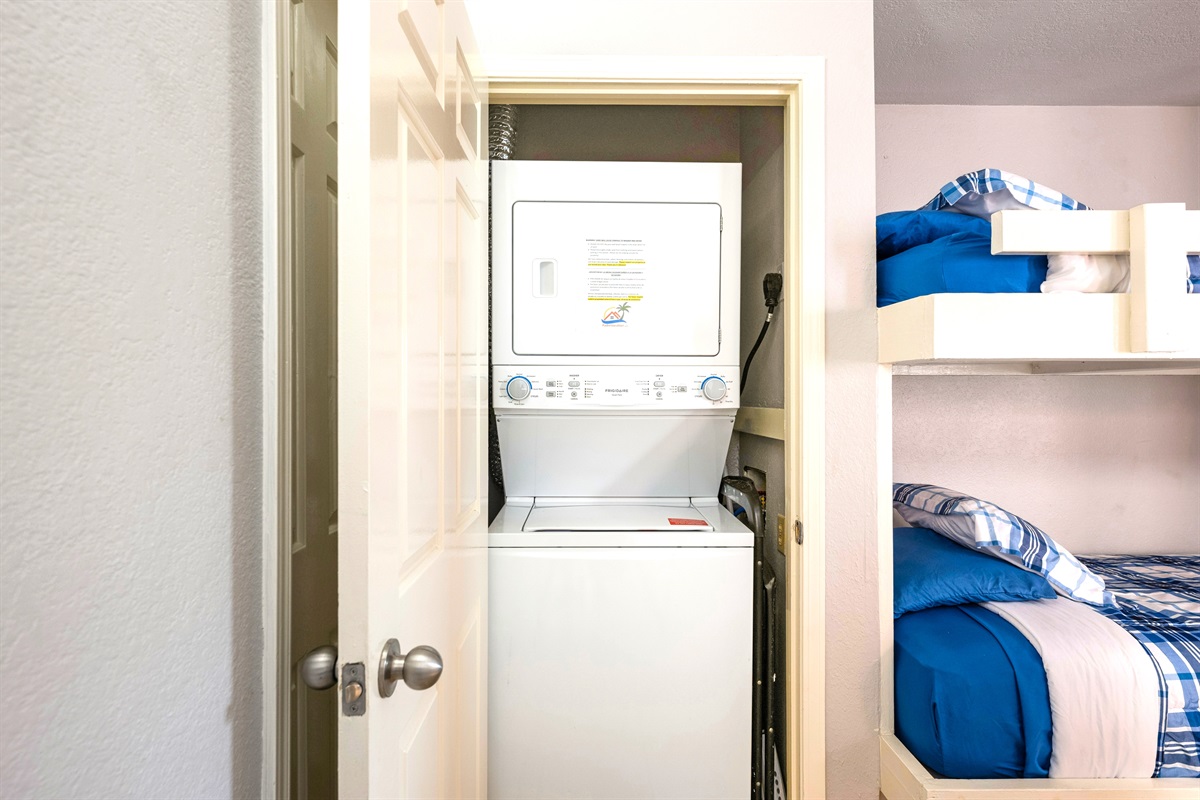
[511,200,724,358]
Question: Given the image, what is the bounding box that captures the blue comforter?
[895,604,1053,778]
[877,210,1047,307]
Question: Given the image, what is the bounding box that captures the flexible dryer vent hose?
[489,105,518,160]
[487,105,518,492]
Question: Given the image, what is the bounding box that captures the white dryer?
[489,161,750,799]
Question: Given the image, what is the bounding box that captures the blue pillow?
[877,210,992,260]
[878,232,1048,307]
[894,484,1114,607]
[894,527,1056,617]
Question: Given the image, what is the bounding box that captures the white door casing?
[338,1,487,797]
[287,2,339,797]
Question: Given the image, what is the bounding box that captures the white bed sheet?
[982,597,1161,778]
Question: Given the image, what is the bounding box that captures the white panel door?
[338,1,487,797]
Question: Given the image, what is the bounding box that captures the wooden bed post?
[1129,203,1195,353]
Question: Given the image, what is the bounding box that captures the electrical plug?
[763,272,783,313]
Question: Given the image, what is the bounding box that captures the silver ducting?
[489,104,518,160]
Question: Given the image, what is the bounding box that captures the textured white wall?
[466,3,879,797]
[0,2,263,798]
[874,1,1200,106]
[876,105,1200,211]
[879,104,1200,556]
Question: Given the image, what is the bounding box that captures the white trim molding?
[261,1,287,797]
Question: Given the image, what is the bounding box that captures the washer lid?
[523,503,713,532]
[488,499,753,547]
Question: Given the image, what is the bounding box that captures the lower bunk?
[882,485,1199,798]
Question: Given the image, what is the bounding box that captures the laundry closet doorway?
[486,60,829,799]
[266,37,827,798]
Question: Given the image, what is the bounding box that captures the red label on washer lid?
[668,518,708,526]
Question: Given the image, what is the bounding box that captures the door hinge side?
[794,519,803,546]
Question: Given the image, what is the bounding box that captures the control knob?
[701,376,727,402]
[505,376,533,402]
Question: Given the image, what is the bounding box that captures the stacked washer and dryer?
[488,160,752,799]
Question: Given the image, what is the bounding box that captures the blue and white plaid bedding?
[1078,554,1200,778]
[921,168,1090,212]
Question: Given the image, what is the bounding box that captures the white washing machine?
[489,161,751,799]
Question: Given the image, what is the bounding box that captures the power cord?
[740,271,782,395]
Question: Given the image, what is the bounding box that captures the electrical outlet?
[776,514,786,555]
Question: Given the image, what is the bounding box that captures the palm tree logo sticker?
[601,302,632,325]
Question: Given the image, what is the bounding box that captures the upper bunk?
[878,203,1200,375]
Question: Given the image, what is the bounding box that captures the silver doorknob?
[378,638,443,697]
[299,645,338,690]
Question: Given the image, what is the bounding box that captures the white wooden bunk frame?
[878,204,1200,800]
[880,203,1200,373]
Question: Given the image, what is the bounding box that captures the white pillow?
[1043,254,1131,293]
[1043,253,1197,294]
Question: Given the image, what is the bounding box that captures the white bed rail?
[992,204,1200,353]
[881,734,1198,800]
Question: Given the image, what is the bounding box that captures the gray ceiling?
[875,0,1200,105]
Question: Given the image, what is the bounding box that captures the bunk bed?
[878,203,1200,800]
[879,203,1200,373]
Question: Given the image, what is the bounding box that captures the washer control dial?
[701,376,727,402]
[505,376,533,402]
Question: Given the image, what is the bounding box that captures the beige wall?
[467,2,880,796]
[879,104,1200,556]
[894,376,1200,554]
[876,105,1200,211]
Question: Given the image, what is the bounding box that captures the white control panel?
[494,366,739,410]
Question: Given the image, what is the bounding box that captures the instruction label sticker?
[668,518,708,526]
[586,238,647,303]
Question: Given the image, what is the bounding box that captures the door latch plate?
[342,662,366,716]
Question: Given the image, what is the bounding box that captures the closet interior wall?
[878,104,1200,555]
[730,107,787,765]
[503,103,789,755]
